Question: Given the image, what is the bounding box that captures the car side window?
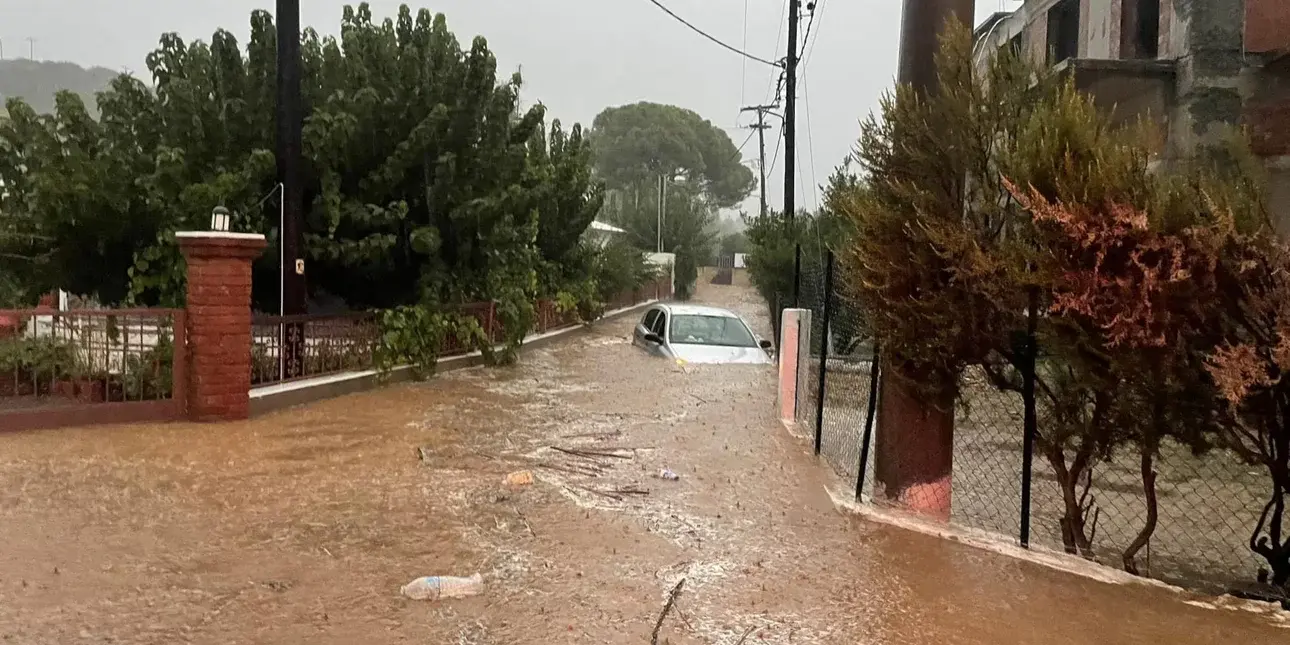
[641,310,659,330]
[651,311,668,336]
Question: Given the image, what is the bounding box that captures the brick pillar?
[176,232,266,422]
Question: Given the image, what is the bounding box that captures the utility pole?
[899,0,975,94]
[871,0,978,519]
[25,38,35,60]
[783,0,800,308]
[276,0,307,377]
[740,104,777,219]
[656,174,664,253]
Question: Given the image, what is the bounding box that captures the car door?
[646,309,671,358]
[634,309,660,348]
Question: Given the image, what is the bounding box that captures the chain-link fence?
[793,248,1284,600]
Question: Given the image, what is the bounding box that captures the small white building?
[584,220,627,248]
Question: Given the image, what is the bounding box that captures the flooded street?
[1,281,1287,644]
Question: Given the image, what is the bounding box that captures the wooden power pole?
[740,104,778,219]
[276,0,307,376]
[873,0,977,518]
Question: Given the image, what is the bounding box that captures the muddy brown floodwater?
[1,281,1287,644]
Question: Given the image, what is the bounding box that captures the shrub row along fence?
[2,266,671,429]
[247,277,672,388]
[794,251,1281,598]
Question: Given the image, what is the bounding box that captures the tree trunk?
[1122,445,1158,576]
[1049,443,1095,556]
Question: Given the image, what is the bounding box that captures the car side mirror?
[644,333,664,345]
[759,340,774,350]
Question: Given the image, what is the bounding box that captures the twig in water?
[536,462,601,478]
[551,446,634,460]
[514,507,536,537]
[733,625,758,645]
[558,430,623,440]
[650,578,686,645]
[569,484,623,501]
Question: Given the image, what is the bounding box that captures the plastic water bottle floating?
[400,573,484,601]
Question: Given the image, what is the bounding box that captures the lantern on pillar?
[210,206,231,232]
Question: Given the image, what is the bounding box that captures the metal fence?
[0,308,186,431]
[249,280,674,388]
[795,250,1282,599]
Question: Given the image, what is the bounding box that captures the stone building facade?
[975,0,1290,226]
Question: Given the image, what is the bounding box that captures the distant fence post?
[1019,286,1039,548]
[176,231,267,422]
[814,251,835,455]
[856,342,881,501]
[777,308,810,423]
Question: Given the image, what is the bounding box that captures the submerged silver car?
[631,304,774,365]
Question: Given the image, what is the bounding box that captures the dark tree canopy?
[590,102,755,209]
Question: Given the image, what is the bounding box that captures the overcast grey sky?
[1,0,1021,215]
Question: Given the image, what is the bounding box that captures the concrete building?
[975,0,1290,224]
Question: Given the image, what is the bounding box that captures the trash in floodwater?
[505,470,535,487]
[400,573,484,601]
[656,468,680,481]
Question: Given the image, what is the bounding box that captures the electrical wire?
[801,0,827,71]
[727,127,758,165]
[740,0,750,107]
[760,0,790,106]
[641,0,781,68]
[803,65,819,210]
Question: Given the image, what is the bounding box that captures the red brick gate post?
[176,232,267,422]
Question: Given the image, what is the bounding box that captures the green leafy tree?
[0,3,602,343]
[590,102,755,299]
[590,102,754,208]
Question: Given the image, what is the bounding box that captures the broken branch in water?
[650,578,686,645]
[550,446,634,460]
[558,430,623,440]
[733,625,758,645]
[568,484,624,501]
[535,462,602,478]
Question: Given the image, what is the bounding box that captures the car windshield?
[668,314,758,347]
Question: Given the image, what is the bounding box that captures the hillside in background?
[0,59,117,115]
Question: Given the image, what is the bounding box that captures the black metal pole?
[276,0,307,376]
[784,0,800,307]
[856,342,881,500]
[1019,286,1039,548]
[814,252,834,455]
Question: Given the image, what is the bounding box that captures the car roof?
[658,304,740,318]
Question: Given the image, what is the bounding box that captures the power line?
[801,0,828,71]
[760,0,790,105]
[641,0,781,68]
[740,0,750,107]
[727,127,758,164]
[803,66,819,210]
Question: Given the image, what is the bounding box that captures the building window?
[1047,0,1080,66]
[1121,0,1160,59]
[1006,34,1025,61]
